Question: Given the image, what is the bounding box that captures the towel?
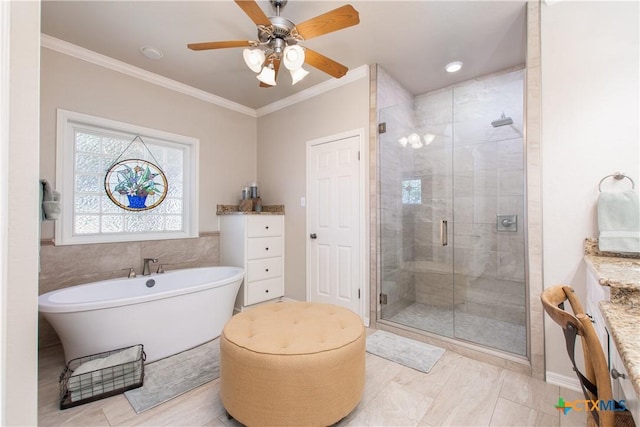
[40,179,61,221]
[597,189,640,253]
[68,346,142,391]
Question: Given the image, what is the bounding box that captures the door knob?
[310,233,317,239]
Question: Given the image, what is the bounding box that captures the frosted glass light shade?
[290,67,309,85]
[398,137,408,147]
[283,45,305,70]
[424,133,436,145]
[243,49,265,73]
[256,65,277,86]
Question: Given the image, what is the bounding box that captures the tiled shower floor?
[387,302,527,356]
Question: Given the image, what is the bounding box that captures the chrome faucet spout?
[142,258,158,276]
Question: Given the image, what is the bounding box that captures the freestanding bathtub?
[38,266,244,363]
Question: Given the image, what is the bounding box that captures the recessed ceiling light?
[140,46,164,60]
[445,61,463,73]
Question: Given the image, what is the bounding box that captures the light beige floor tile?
[558,387,588,427]
[347,380,434,427]
[360,353,403,407]
[418,357,504,426]
[489,397,559,427]
[499,369,560,416]
[39,335,590,427]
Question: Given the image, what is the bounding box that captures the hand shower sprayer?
[491,112,514,127]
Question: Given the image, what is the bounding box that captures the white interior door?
[307,131,362,316]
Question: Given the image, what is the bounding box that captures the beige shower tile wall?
[38,233,219,349]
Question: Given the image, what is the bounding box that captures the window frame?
[55,109,199,245]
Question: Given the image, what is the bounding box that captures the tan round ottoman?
[220,301,365,426]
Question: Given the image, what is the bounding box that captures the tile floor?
[38,332,587,427]
[388,303,527,356]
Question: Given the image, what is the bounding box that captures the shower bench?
[219,301,365,426]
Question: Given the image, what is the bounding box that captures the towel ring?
[598,172,635,192]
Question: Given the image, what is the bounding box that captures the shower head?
[491,112,513,127]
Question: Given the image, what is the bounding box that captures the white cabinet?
[220,215,285,311]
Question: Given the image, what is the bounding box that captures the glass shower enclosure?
[378,69,527,356]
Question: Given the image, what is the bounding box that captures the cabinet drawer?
[246,277,284,305]
[247,216,283,237]
[247,257,282,282]
[247,237,283,260]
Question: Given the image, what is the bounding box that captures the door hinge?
[379,293,388,305]
[357,289,361,299]
[357,151,360,161]
[378,122,387,134]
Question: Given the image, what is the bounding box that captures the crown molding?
[41,34,257,118]
[41,34,369,119]
[255,65,369,117]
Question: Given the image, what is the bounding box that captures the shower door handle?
[440,220,448,246]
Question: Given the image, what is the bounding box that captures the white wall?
[1,1,41,424]
[40,48,257,238]
[541,1,639,380]
[257,77,370,301]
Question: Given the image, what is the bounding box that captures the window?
[402,179,422,204]
[56,109,199,245]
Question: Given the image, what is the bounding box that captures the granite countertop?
[584,238,640,400]
[599,301,640,398]
[584,255,640,290]
[216,204,285,215]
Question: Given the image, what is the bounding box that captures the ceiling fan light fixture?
[290,66,309,85]
[243,48,266,73]
[283,45,305,70]
[256,63,277,86]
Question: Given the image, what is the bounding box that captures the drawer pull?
[265,226,269,230]
[265,268,269,272]
[265,289,269,293]
[265,247,269,251]
[611,368,626,380]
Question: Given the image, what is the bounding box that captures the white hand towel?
[597,189,640,253]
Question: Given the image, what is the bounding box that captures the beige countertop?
[216,204,285,215]
[599,301,640,398]
[584,238,640,400]
[585,255,640,290]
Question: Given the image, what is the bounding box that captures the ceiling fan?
[187,0,360,87]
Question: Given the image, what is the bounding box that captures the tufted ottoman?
[220,301,365,426]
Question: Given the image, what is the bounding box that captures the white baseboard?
[546,371,581,393]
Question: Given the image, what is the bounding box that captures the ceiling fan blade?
[260,58,281,88]
[304,48,348,79]
[234,0,271,27]
[294,5,360,40]
[187,40,253,51]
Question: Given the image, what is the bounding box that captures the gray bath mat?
[124,338,220,413]
[366,330,445,373]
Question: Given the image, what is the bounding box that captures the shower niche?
[378,69,527,356]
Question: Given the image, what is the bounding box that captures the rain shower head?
[491,112,513,127]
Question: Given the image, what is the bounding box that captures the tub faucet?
[142,258,158,276]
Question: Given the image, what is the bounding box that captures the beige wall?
[2,1,40,425]
[39,48,257,239]
[256,77,370,301]
[541,1,639,380]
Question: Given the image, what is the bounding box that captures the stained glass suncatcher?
[104,159,168,211]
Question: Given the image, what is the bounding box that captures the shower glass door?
[379,69,527,356]
[379,92,455,339]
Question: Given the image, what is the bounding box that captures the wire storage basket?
[59,344,145,410]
